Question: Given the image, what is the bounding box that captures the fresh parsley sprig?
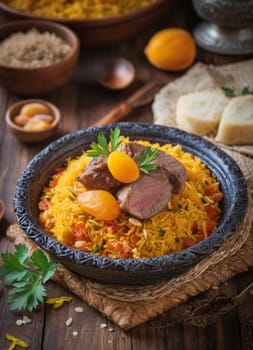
[222,85,253,97]
[241,86,253,95]
[0,244,56,312]
[138,147,158,174]
[86,127,122,157]
[221,86,236,97]
[109,126,121,151]
[86,127,158,174]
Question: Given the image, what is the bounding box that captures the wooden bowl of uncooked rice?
[0,20,80,95]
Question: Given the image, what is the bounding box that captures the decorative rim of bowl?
[0,19,80,71]
[0,0,170,26]
[14,122,248,276]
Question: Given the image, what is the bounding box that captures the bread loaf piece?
[215,95,253,145]
[176,89,229,135]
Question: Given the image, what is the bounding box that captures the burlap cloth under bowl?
[6,60,253,330]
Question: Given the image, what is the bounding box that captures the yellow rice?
[3,0,155,19]
[38,140,223,258]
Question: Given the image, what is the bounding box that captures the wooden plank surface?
[1,1,253,349]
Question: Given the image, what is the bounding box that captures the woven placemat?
[6,147,253,330]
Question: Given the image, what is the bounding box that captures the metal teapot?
[192,0,253,54]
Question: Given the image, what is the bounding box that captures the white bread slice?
[176,89,229,135]
[215,95,253,145]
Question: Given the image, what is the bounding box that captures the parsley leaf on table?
[0,244,56,312]
[31,249,56,283]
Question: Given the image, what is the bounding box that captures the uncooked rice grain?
[0,28,71,68]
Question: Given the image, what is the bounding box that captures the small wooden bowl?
[5,99,61,143]
[0,20,80,95]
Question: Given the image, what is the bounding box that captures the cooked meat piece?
[155,151,187,194]
[116,168,172,219]
[119,142,187,193]
[79,141,186,210]
[78,155,122,193]
[118,142,144,161]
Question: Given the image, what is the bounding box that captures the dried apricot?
[20,102,51,117]
[23,118,51,131]
[78,190,120,221]
[107,151,140,183]
[13,114,30,127]
[144,28,196,71]
[32,114,54,123]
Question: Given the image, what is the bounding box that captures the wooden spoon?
[93,81,161,126]
[97,57,135,90]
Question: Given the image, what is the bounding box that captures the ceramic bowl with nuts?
[5,99,61,143]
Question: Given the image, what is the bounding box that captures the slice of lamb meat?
[155,151,187,194]
[116,168,172,220]
[78,155,122,193]
[78,141,186,198]
[119,142,187,194]
[118,142,144,161]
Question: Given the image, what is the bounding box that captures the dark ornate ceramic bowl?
[14,122,248,285]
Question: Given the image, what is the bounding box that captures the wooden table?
[0,2,253,349]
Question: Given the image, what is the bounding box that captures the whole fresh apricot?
[144,28,196,71]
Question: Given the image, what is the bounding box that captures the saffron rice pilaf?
[2,0,155,19]
[38,140,223,259]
